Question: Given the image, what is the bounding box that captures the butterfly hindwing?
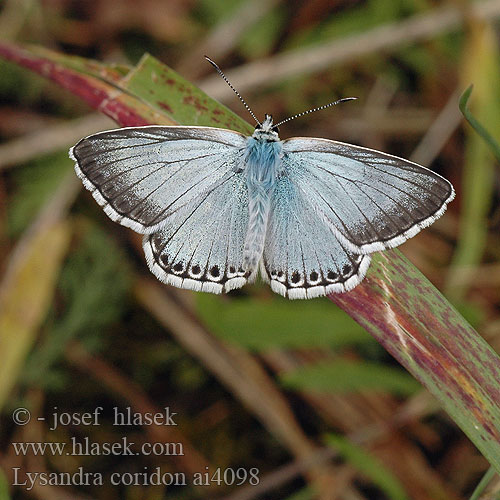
[282,138,455,253]
[143,171,250,293]
[70,126,247,233]
[262,172,371,299]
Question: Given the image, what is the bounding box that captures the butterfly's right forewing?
[282,138,454,254]
[70,126,247,233]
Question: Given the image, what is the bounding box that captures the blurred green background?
[0,0,499,499]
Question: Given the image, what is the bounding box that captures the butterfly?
[70,58,454,299]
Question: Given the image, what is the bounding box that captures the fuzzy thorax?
[242,118,282,272]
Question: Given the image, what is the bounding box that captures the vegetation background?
[0,0,499,499]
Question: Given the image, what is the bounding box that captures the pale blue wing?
[143,172,250,294]
[262,173,371,299]
[70,126,247,233]
[282,138,455,253]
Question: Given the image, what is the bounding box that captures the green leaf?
[468,467,497,500]
[447,25,500,300]
[325,434,409,500]
[0,461,12,500]
[0,219,71,409]
[8,151,69,237]
[197,293,375,351]
[122,54,251,132]
[331,250,500,473]
[22,221,132,388]
[281,359,420,395]
[284,487,316,500]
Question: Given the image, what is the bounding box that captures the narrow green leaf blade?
[325,434,409,500]
[330,250,500,471]
[468,467,497,500]
[459,85,500,162]
[197,293,375,351]
[0,467,11,500]
[280,359,420,396]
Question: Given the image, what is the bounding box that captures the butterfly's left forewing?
[281,137,455,253]
[70,126,247,233]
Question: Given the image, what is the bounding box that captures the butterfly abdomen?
[243,137,282,273]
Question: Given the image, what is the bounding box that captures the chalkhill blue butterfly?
[70,58,454,299]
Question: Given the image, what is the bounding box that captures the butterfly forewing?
[70,126,247,233]
[282,138,455,253]
[262,172,371,299]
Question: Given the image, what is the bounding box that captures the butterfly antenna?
[205,56,261,126]
[273,97,357,129]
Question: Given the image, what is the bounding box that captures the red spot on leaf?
[182,95,208,112]
[157,101,173,113]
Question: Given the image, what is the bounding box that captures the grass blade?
[460,85,500,162]
[331,250,500,471]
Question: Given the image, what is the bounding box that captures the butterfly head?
[253,114,280,141]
